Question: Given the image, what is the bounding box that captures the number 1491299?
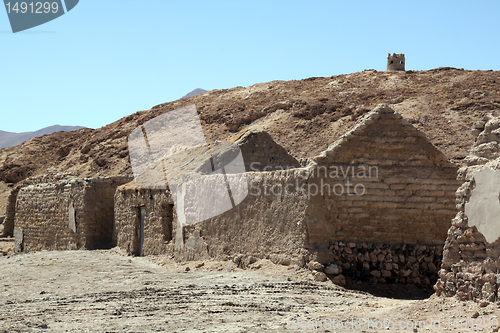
[5,2,60,14]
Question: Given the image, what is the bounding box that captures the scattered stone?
[479,301,489,308]
[185,266,190,272]
[314,271,327,282]
[324,264,340,275]
[307,261,323,272]
[332,274,346,286]
[195,262,204,269]
[472,311,480,319]
[2,247,11,256]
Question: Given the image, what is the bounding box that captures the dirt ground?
[0,250,498,332]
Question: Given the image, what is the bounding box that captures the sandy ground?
[0,250,499,333]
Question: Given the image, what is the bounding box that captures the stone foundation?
[324,241,442,287]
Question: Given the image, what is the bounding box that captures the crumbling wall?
[387,53,405,71]
[306,104,459,255]
[116,128,304,260]
[435,115,500,302]
[14,176,130,252]
[114,181,174,256]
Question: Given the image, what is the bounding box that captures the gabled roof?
[131,129,300,190]
[313,103,454,169]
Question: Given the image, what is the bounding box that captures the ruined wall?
[387,53,405,71]
[14,176,130,252]
[306,104,460,257]
[116,128,305,260]
[435,115,500,302]
[114,181,175,256]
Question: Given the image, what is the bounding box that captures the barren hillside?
[0,67,499,213]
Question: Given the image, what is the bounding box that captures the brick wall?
[305,104,460,253]
[14,176,130,252]
[113,181,175,256]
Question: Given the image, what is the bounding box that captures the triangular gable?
[314,103,453,169]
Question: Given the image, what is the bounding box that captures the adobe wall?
[3,172,82,237]
[115,170,310,264]
[14,176,131,252]
[117,129,305,261]
[15,181,85,252]
[183,169,310,264]
[435,115,500,302]
[306,104,460,251]
[113,181,175,256]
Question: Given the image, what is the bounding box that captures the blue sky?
[1,0,499,133]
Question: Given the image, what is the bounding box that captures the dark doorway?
[132,206,145,256]
[162,204,174,242]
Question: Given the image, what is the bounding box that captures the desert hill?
[0,68,499,211]
[181,88,208,99]
[0,125,86,149]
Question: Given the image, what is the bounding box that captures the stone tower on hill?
[387,53,405,71]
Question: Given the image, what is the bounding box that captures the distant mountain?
[181,88,208,99]
[0,125,86,149]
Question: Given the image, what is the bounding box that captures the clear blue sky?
[1,1,499,133]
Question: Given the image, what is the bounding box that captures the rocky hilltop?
[0,67,499,213]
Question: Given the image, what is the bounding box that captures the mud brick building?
[8,103,461,288]
[13,176,131,252]
[114,104,460,286]
[114,130,302,259]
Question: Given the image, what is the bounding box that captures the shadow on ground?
[344,277,434,300]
